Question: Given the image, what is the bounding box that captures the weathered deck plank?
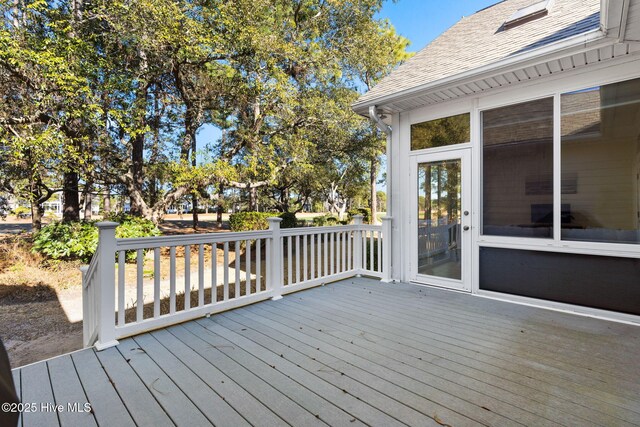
[12,277,640,427]
[12,368,21,427]
[20,361,58,427]
[95,346,174,426]
[47,355,97,427]
[131,333,250,427]
[186,319,368,427]
[276,290,621,427]
[70,349,136,427]
[328,280,640,415]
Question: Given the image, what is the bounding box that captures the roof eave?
[352,28,607,116]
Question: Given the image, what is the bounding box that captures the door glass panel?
[417,159,462,280]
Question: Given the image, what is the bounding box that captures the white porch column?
[381,216,393,282]
[95,221,119,350]
[267,217,284,300]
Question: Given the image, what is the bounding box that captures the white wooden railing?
[82,215,391,349]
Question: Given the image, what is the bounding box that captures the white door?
[410,149,471,291]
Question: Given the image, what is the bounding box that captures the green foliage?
[13,206,31,219]
[33,221,98,262]
[33,216,160,262]
[279,212,298,229]
[106,213,162,240]
[229,211,297,231]
[347,207,371,224]
[312,214,340,226]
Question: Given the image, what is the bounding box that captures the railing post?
[95,221,119,350]
[79,266,89,347]
[267,217,284,300]
[381,216,393,283]
[352,215,363,276]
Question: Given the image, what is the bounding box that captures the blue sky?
[379,0,498,52]
[197,0,498,151]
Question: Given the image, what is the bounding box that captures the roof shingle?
[357,0,600,106]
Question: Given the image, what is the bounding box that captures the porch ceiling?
[354,39,640,117]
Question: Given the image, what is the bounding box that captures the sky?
[197,0,499,153]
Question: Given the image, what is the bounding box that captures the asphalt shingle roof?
[357,0,600,106]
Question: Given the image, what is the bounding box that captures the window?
[482,98,554,238]
[411,113,470,151]
[561,79,640,244]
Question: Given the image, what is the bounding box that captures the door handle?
[463,226,470,231]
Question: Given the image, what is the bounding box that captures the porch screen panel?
[561,78,640,244]
[482,98,554,238]
[479,247,640,316]
[411,113,470,150]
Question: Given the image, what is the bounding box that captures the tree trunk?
[129,133,145,216]
[63,171,80,222]
[370,158,378,225]
[103,187,111,215]
[249,187,258,211]
[83,185,92,220]
[30,200,43,231]
[216,186,224,225]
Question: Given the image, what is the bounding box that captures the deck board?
[47,355,97,427]
[70,349,136,427]
[11,277,640,427]
[12,368,21,427]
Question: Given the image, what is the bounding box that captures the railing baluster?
[377,230,382,273]
[211,243,217,303]
[336,232,341,273]
[235,241,241,297]
[340,233,348,272]
[118,251,125,326]
[296,235,301,284]
[330,232,335,275]
[198,244,205,307]
[369,231,374,272]
[310,234,315,279]
[154,248,160,317]
[136,249,144,322]
[347,231,352,271]
[169,246,176,314]
[324,232,328,277]
[256,240,261,292]
[184,245,191,310]
[287,235,293,285]
[303,234,308,282]
[223,241,229,300]
[246,240,251,295]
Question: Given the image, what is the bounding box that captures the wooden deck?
[12,277,640,427]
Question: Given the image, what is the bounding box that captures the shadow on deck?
[11,278,640,427]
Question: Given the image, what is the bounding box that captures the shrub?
[13,206,30,219]
[33,215,160,262]
[279,212,298,229]
[33,221,99,262]
[229,211,297,231]
[347,207,371,224]
[312,214,340,226]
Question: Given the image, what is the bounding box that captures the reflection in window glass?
[482,98,554,237]
[417,160,461,280]
[561,79,640,244]
[411,113,470,150]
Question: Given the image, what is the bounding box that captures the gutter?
[354,28,608,113]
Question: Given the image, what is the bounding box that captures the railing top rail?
[115,229,272,250]
[281,224,359,236]
[83,250,100,283]
[360,224,383,231]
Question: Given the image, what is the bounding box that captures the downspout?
[368,106,392,217]
[369,106,394,281]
